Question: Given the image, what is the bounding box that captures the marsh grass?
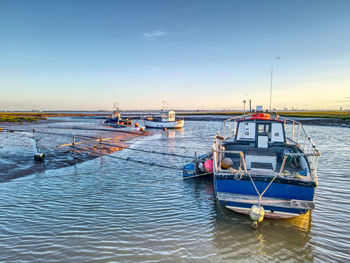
[0,114,43,122]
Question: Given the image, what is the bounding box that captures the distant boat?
[104,103,132,128]
[184,112,320,226]
[143,110,184,129]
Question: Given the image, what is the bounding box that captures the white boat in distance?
[143,110,184,129]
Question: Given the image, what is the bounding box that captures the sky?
[0,0,350,111]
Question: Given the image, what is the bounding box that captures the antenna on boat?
[269,67,273,111]
[113,101,120,112]
[269,57,281,111]
[162,99,168,111]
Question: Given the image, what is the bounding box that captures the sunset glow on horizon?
[1,0,349,111]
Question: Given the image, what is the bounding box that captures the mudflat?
[0,118,146,182]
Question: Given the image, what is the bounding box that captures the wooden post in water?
[73,136,76,159]
[99,136,103,157]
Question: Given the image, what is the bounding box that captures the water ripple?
[0,123,349,262]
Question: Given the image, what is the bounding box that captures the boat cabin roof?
[234,113,286,147]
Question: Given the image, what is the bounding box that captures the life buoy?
[250,113,270,120]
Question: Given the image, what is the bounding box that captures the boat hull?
[225,205,301,219]
[215,176,315,219]
[144,119,184,129]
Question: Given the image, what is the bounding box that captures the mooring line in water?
[71,146,212,184]
[57,135,196,159]
[127,172,212,190]
[2,128,97,140]
[60,126,144,135]
[0,165,210,209]
[145,136,214,141]
[73,146,184,170]
[99,141,195,159]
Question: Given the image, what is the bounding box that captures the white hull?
[216,193,311,219]
[144,119,184,129]
[226,206,300,219]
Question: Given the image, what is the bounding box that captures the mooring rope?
[245,171,281,206]
[0,161,210,209]
[2,128,97,139]
[73,145,184,170]
[97,141,195,159]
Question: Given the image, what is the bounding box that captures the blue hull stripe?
[216,179,314,201]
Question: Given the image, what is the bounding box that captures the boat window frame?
[255,122,272,147]
[234,121,256,142]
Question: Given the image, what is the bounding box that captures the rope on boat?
[245,156,291,228]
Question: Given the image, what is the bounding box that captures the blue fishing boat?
[104,103,132,128]
[212,112,320,225]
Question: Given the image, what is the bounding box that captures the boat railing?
[282,117,321,180]
[218,114,320,155]
[218,114,246,140]
[213,134,248,174]
[214,115,321,181]
[218,112,281,140]
[213,135,319,181]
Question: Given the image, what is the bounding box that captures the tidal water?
[0,121,349,262]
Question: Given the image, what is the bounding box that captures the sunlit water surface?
[0,121,349,262]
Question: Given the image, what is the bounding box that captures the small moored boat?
[104,103,132,128]
[183,152,213,177]
[212,112,320,225]
[143,110,184,129]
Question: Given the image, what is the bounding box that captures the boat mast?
[269,67,273,111]
[269,57,280,111]
[162,99,168,111]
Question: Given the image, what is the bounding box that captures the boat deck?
[222,143,309,178]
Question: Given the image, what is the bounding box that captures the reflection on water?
[0,122,349,262]
[284,211,312,231]
[211,199,314,262]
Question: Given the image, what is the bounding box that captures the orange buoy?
[135,123,139,127]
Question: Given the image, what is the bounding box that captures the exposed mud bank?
[0,119,147,183]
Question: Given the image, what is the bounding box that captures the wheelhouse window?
[257,124,270,135]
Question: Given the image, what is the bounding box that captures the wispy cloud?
[142,30,166,40]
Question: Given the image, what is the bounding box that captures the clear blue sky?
[1,0,349,110]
